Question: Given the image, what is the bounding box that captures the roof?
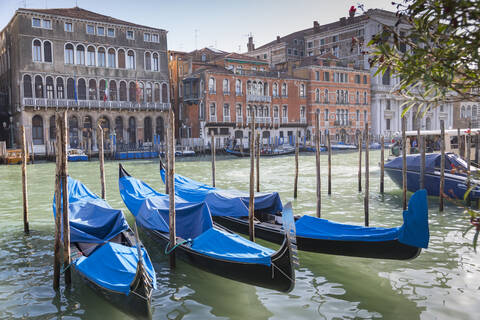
[254,27,312,52]
[19,7,164,31]
[223,52,268,64]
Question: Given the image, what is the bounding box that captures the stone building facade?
[0,7,170,152]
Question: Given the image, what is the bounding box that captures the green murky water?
[0,151,479,319]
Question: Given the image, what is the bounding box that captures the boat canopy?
[74,242,156,295]
[160,168,283,217]
[53,177,129,243]
[295,189,429,248]
[384,153,469,173]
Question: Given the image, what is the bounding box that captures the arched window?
[46,76,54,99]
[138,82,144,102]
[223,79,229,93]
[263,83,269,96]
[236,79,242,94]
[161,83,168,102]
[152,53,159,71]
[83,116,92,139]
[49,115,56,140]
[88,79,97,100]
[87,46,95,66]
[154,83,160,102]
[356,91,360,104]
[32,115,44,145]
[247,81,252,95]
[69,116,79,148]
[273,83,278,96]
[282,83,287,96]
[363,91,367,104]
[127,50,135,69]
[56,78,64,99]
[108,48,116,68]
[209,77,216,93]
[461,106,465,118]
[67,78,75,99]
[145,52,151,71]
[156,116,164,142]
[115,116,124,143]
[144,117,153,142]
[44,41,52,62]
[324,89,329,103]
[315,88,319,102]
[109,80,117,101]
[77,78,86,100]
[129,82,136,102]
[76,45,85,65]
[128,116,136,145]
[23,75,32,98]
[97,47,106,67]
[65,43,74,64]
[273,106,279,118]
[98,79,106,101]
[119,81,127,101]
[425,117,432,130]
[300,84,305,97]
[118,49,125,68]
[33,40,42,61]
[236,104,242,118]
[35,75,44,98]
[146,82,152,102]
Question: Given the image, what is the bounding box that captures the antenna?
[194,29,198,50]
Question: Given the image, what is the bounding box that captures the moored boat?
[53,177,156,318]
[160,163,430,260]
[67,148,88,161]
[119,164,296,292]
[384,152,480,200]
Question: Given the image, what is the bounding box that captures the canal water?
[0,151,479,319]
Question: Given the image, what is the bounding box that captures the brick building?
[169,48,370,147]
[0,7,170,151]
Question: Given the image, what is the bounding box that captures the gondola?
[225,145,295,157]
[384,152,480,200]
[160,163,430,260]
[53,177,156,319]
[118,164,296,293]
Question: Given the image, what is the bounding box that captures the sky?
[0,0,396,53]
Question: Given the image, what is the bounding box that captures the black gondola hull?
[213,216,421,260]
[140,226,294,292]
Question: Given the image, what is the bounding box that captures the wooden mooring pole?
[168,111,176,268]
[98,125,106,199]
[21,126,29,234]
[358,134,362,192]
[380,136,385,194]
[256,131,260,193]
[249,111,256,241]
[315,112,321,218]
[327,133,332,196]
[402,116,407,211]
[417,119,425,190]
[466,120,471,207]
[293,129,299,198]
[439,121,445,212]
[211,131,216,187]
[61,112,71,286]
[364,123,369,226]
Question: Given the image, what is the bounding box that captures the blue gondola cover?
[384,152,468,173]
[74,242,156,295]
[160,168,283,216]
[53,177,129,243]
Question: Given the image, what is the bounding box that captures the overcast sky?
[0,0,396,53]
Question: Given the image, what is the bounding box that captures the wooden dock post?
[458,128,463,157]
[168,111,176,268]
[315,112,321,218]
[380,136,385,194]
[60,112,71,286]
[327,133,332,195]
[293,129,299,198]
[98,125,106,199]
[30,140,35,164]
[466,120,471,206]
[364,123,369,226]
[417,121,425,189]
[475,133,479,165]
[402,116,407,211]
[21,126,29,234]
[53,114,62,290]
[256,132,260,192]
[440,121,445,212]
[211,131,216,187]
[249,111,256,241]
[358,135,362,192]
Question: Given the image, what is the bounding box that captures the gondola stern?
[119,163,131,179]
[129,260,154,318]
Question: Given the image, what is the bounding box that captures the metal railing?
[300,117,307,124]
[23,98,171,110]
[246,94,272,103]
[223,115,231,122]
[209,115,217,122]
[246,116,272,124]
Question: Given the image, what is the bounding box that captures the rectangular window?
[86,24,95,35]
[287,48,292,55]
[307,41,313,48]
[127,30,135,40]
[320,39,325,46]
[152,34,159,42]
[144,33,151,42]
[32,18,41,27]
[333,45,339,57]
[97,26,105,36]
[42,20,51,29]
[107,28,115,37]
[294,49,298,56]
[315,71,319,81]
[263,53,267,59]
[386,118,391,130]
[64,22,73,32]
[363,75,367,84]
[355,74,360,83]
[324,72,330,81]
[332,35,338,42]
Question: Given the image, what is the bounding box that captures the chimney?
[313,21,320,32]
[276,36,281,43]
[247,36,255,52]
[340,17,347,26]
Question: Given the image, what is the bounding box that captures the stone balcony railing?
[246,94,272,103]
[246,116,272,124]
[23,97,171,111]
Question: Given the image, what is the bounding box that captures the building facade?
[0,7,170,151]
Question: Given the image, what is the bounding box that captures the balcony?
[183,94,199,102]
[334,120,352,127]
[300,117,307,124]
[246,94,272,103]
[209,115,217,123]
[235,91,243,96]
[246,116,272,125]
[282,117,288,124]
[236,116,243,124]
[22,98,171,111]
[223,115,231,122]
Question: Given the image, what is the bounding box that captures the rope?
[271,262,295,283]
[61,252,83,274]
[164,239,192,255]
